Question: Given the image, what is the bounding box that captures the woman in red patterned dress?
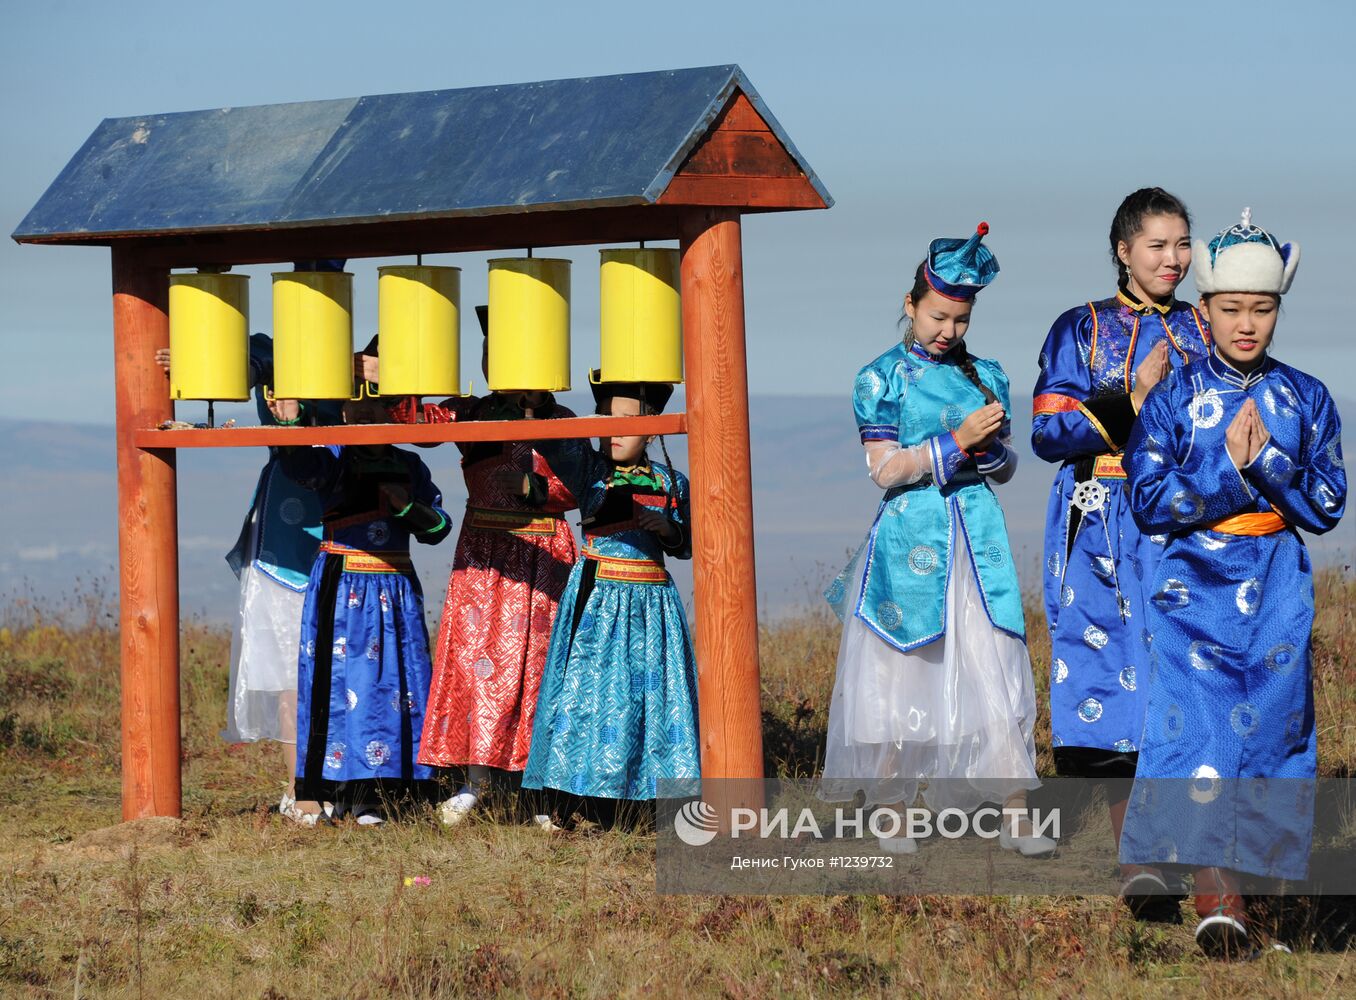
[415,308,580,827]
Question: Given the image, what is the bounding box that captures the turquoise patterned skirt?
[522,561,700,800]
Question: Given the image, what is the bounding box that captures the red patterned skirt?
[418,508,578,771]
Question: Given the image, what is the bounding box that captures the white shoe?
[532,814,563,833]
[999,827,1057,857]
[279,793,318,827]
[438,790,479,827]
[878,835,918,855]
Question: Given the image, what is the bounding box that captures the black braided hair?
[1109,188,1192,285]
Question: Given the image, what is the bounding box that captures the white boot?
[438,788,479,826]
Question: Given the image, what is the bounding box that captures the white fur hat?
[1194,207,1299,295]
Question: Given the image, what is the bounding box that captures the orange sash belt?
[583,548,667,585]
[466,506,562,536]
[320,542,413,574]
[1205,512,1288,536]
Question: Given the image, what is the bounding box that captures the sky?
[3,0,1355,426]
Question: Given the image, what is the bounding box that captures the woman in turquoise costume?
[522,378,699,806]
[1120,211,1344,956]
[821,224,1052,857]
[1031,190,1212,901]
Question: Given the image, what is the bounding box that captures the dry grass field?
[1,573,1353,998]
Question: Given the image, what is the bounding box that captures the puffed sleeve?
[1242,382,1347,534]
[1125,381,1255,534]
[1032,306,1133,460]
[854,356,943,489]
[971,359,1017,484]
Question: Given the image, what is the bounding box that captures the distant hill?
[2,392,1350,623]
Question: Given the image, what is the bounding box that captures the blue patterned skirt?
[1120,529,1316,879]
[296,548,435,796]
[522,560,700,800]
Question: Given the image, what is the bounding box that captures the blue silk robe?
[522,450,700,801]
[827,343,1025,649]
[1032,292,1212,759]
[1118,352,1345,879]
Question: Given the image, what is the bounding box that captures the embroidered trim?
[466,506,562,535]
[583,549,667,584]
[1033,393,1081,415]
[1093,454,1126,479]
[319,543,413,575]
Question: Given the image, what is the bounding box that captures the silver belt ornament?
[1072,479,1108,513]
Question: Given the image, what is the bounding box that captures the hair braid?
[952,340,998,405]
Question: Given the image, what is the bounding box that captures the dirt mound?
[59,815,184,858]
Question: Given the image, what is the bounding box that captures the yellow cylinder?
[272,271,354,399]
[599,248,683,383]
[486,258,571,392]
[377,265,462,396]
[168,273,250,400]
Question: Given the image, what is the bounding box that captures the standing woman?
[1032,189,1211,901]
[820,224,1053,857]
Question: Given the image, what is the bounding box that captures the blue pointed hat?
[924,222,999,301]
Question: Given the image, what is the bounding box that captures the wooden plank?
[659,175,827,209]
[681,131,803,178]
[126,205,687,269]
[679,207,766,819]
[718,93,772,132]
[133,413,687,449]
[112,247,182,820]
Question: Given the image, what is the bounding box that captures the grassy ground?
[1,574,1353,998]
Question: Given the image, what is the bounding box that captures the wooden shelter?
[13,65,832,820]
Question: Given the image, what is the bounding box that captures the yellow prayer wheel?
[168,273,250,400]
[377,265,462,396]
[486,258,571,391]
[271,271,354,399]
[598,248,683,383]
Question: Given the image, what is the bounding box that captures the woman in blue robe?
[1031,189,1212,895]
[522,379,700,806]
[1119,211,1345,956]
[279,397,453,822]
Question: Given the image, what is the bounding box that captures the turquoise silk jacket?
[827,342,1026,652]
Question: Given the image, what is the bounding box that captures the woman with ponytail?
[1031,188,1211,910]
[819,225,1052,857]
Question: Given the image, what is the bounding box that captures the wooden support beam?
[679,208,765,803]
[112,247,182,819]
[132,413,687,450]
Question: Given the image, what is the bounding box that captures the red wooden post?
[679,208,765,795]
[111,247,182,819]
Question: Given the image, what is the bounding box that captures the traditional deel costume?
[417,317,581,774]
[521,380,700,801]
[1120,212,1344,883]
[820,225,1041,815]
[1033,246,1213,772]
[222,333,340,746]
[280,442,453,801]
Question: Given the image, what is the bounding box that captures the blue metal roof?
[13,65,830,243]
